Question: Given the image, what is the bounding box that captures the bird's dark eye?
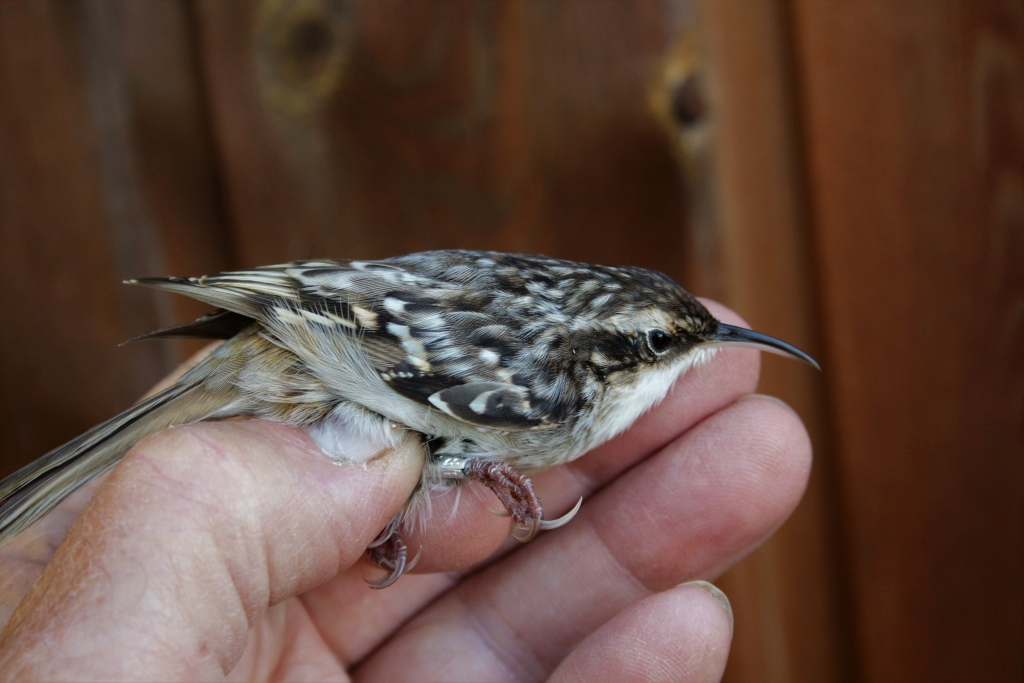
[647,329,672,354]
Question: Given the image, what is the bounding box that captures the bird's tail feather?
[0,346,244,547]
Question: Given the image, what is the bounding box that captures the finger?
[0,342,226,626]
[226,601,347,683]
[354,395,811,680]
[547,582,733,683]
[299,563,457,667]
[0,482,100,626]
[0,419,423,681]
[399,301,762,573]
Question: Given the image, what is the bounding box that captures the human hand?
[0,302,811,682]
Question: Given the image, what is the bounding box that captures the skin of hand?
[0,302,812,682]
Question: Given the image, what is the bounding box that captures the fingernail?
[305,407,404,464]
[680,580,733,632]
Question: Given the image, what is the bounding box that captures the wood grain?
[790,0,1024,680]
[193,0,689,278]
[0,0,231,477]
[698,1,852,680]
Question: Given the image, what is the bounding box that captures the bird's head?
[566,265,818,378]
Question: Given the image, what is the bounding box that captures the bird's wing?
[131,259,562,431]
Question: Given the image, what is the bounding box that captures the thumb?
[0,419,423,681]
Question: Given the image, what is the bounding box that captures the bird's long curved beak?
[709,323,820,370]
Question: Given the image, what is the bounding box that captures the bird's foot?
[464,460,583,542]
[365,518,420,589]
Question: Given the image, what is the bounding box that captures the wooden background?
[1,1,1021,680]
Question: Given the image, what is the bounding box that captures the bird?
[0,250,817,587]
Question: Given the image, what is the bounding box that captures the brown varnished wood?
[193,0,688,280]
[697,1,852,680]
[1,1,161,478]
[790,0,1023,680]
[117,1,234,331]
[0,1,231,478]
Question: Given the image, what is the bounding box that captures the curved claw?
[405,546,423,573]
[538,497,583,531]
[366,544,421,589]
[511,517,541,543]
[367,516,400,549]
[510,497,584,542]
[365,551,406,590]
[489,507,511,517]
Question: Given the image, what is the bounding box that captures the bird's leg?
[365,516,420,589]
[364,459,585,587]
[463,460,582,542]
[465,459,542,541]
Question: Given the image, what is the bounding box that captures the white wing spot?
[469,390,496,415]
[383,297,407,314]
[416,312,446,330]
[322,310,358,329]
[275,308,309,327]
[386,323,432,372]
[352,305,379,330]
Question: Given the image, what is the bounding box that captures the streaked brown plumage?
[0,250,816,587]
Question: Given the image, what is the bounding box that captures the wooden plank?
[0,0,159,478]
[116,0,234,321]
[790,0,1024,679]
[695,1,851,680]
[0,0,231,478]
[193,0,688,279]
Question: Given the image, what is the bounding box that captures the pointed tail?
[0,344,244,546]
